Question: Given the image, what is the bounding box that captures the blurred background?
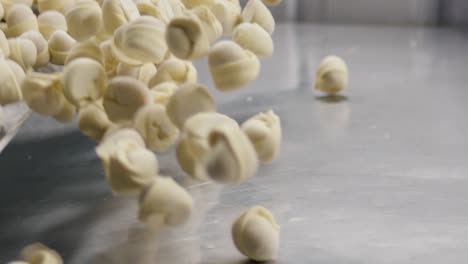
[264,0,468,27]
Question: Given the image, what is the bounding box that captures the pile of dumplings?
[2,0,285,263]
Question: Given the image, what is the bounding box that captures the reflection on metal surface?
[91,226,158,264]
[48,176,223,264]
[314,95,351,140]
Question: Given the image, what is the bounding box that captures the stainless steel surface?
[1,24,468,263]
